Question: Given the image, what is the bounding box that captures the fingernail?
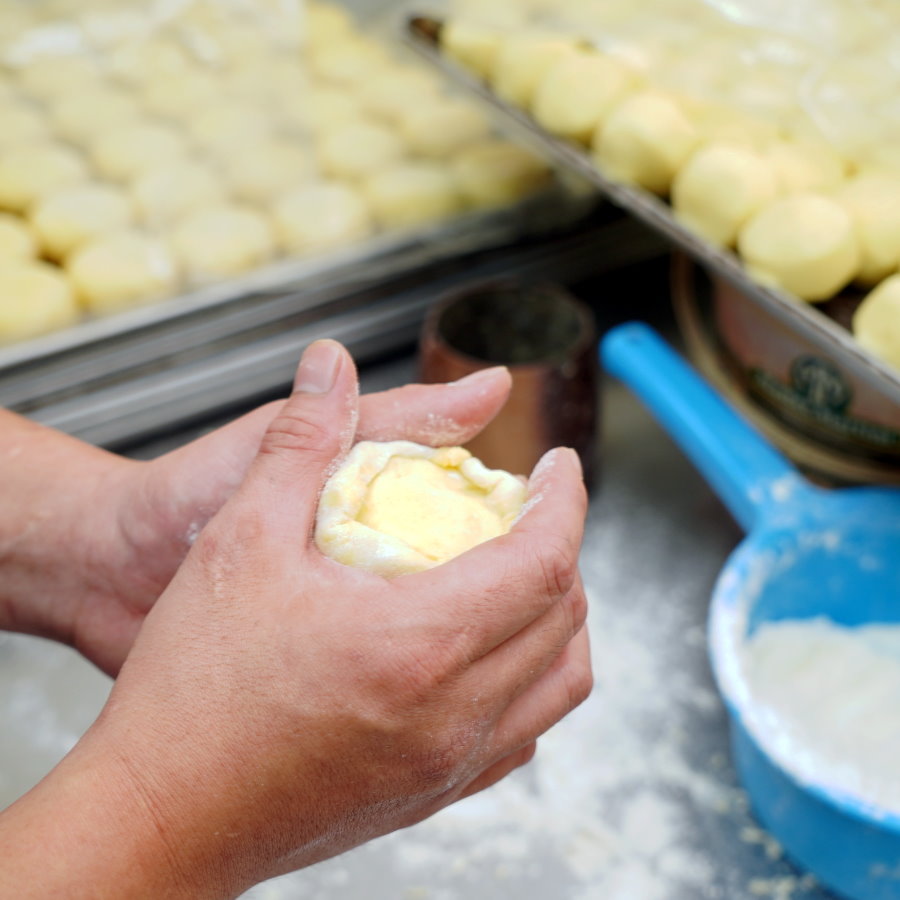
[294,340,342,394]
[451,366,508,387]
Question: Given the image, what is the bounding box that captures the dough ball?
[737,194,860,302]
[225,59,308,105]
[107,38,193,85]
[532,50,638,144]
[0,213,36,260]
[298,86,362,135]
[683,98,780,149]
[852,274,900,371]
[131,160,226,227]
[592,91,698,195]
[452,139,551,209]
[49,86,142,145]
[490,32,578,109]
[440,20,503,80]
[0,260,78,342]
[140,70,220,119]
[766,139,848,194]
[273,181,372,256]
[304,0,355,46]
[219,138,313,204]
[67,231,179,314]
[188,104,274,152]
[317,123,405,181]
[364,163,463,230]
[31,183,134,261]
[357,67,443,125]
[308,36,391,86]
[399,99,491,159]
[834,173,900,287]
[90,122,189,182]
[15,56,102,101]
[0,141,88,213]
[672,143,779,247]
[315,441,527,577]
[0,100,50,149]
[172,204,276,280]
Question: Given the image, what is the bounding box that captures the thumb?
[239,339,359,535]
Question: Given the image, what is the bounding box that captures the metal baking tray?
[405,15,900,408]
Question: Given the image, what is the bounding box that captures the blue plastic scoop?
[601,322,900,900]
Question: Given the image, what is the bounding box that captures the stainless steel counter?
[0,337,835,900]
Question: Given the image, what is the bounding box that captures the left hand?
[69,359,512,675]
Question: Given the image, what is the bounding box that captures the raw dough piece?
[452,139,550,209]
[399,99,490,159]
[834,173,900,286]
[301,86,361,133]
[683,98,779,149]
[315,441,527,577]
[67,231,179,314]
[140,71,220,119]
[490,32,577,109]
[172,204,275,280]
[853,275,900,370]
[357,67,442,125]
[364,163,463,229]
[0,142,87,213]
[766,139,847,194]
[0,100,49,148]
[592,91,698,195]
[219,138,313,204]
[672,143,779,247]
[0,260,78,342]
[0,213,35,260]
[273,181,372,255]
[304,0,355,46]
[308,36,390,85]
[317,123,405,181]
[737,194,860,302]
[188,105,274,152]
[132,160,225,226]
[532,51,637,144]
[440,20,503,79]
[31,183,134,260]
[90,122,188,182]
[49,86,141,144]
[15,57,102,101]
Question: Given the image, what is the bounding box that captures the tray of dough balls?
[0,0,594,381]
[405,0,900,409]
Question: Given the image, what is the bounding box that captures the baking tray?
[405,15,900,409]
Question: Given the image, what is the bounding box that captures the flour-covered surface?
[0,369,835,899]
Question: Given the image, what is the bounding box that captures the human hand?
[63,358,513,675]
[40,340,591,898]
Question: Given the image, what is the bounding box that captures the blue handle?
[601,323,806,532]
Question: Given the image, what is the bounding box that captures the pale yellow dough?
[0,142,87,213]
[273,182,372,256]
[0,260,78,342]
[399,100,490,159]
[452,140,550,209]
[0,100,49,148]
[90,122,188,182]
[131,161,226,226]
[49,86,141,144]
[317,123,405,181]
[315,441,527,577]
[853,275,900,371]
[0,213,36,260]
[219,138,313,204]
[364,164,462,230]
[490,32,577,109]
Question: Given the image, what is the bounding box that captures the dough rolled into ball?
[452,139,551,209]
[0,213,35,260]
[852,274,900,371]
[399,99,490,159]
[440,20,503,80]
[357,67,442,125]
[49,86,141,144]
[672,143,779,247]
[140,70,220,119]
[90,122,189,182]
[0,100,50,148]
[131,160,226,226]
[315,441,527,577]
[364,163,463,229]
[592,91,698,195]
[765,139,847,194]
[219,138,313,204]
[304,0,355,46]
[67,231,180,314]
[317,123,405,181]
[188,105,274,152]
[308,36,390,85]
[0,260,78,342]
[532,50,638,144]
[0,141,87,213]
[31,183,134,261]
[172,204,275,280]
[833,173,900,286]
[273,181,372,255]
[490,32,578,109]
[737,193,860,302]
[15,57,102,101]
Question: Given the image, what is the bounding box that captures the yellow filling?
[356,456,505,563]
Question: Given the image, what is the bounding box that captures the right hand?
[72,340,592,897]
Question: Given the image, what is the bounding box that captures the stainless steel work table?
[0,327,835,900]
